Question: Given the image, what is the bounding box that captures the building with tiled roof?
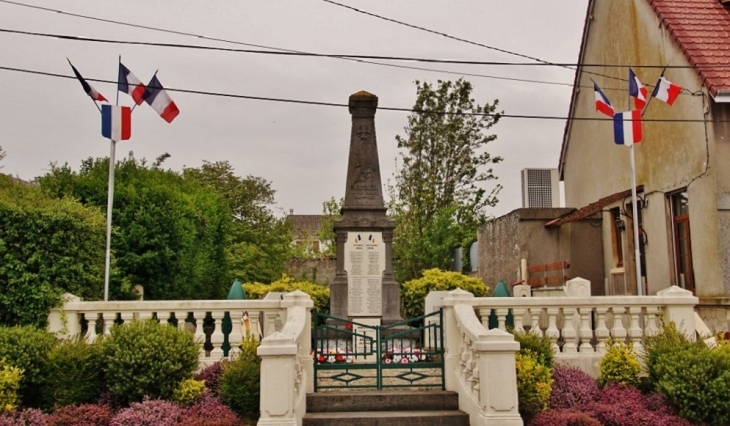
[555,0,730,330]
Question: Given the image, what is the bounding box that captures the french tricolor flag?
[628,68,648,109]
[594,82,614,117]
[651,73,682,106]
[101,105,131,141]
[68,60,107,102]
[144,75,180,123]
[118,63,147,105]
[613,110,642,146]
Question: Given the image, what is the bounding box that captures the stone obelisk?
[330,91,402,324]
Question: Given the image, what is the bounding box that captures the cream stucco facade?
[561,0,729,304]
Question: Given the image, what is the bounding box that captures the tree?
[183,161,293,283]
[317,197,343,257]
[0,144,5,168]
[39,153,231,300]
[390,79,502,282]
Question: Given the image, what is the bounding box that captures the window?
[671,191,694,292]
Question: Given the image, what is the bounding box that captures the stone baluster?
[119,310,134,326]
[496,308,509,331]
[545,307,561,353]
[228,312,244,354]
[595,307,610,353]
[193,311,207,358]
[85,312,99,342]
[512,308,526,332]
[612,307,628,344]
[578,307,594,353]
[175,312,188,330]
[627,307,644,353]
[264,310,279,338]
[137,310,154,321]
[476,308,489,330]
[103,313,116,335]
[209,310,225,359]
[644,306,659,337]
[561,307,578,353]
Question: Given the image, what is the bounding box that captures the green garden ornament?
[227,278,246,300]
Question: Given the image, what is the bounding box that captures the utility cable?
[0,64,721,123]
[0,0,576,88]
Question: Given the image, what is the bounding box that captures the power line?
[0,0,576,88]
[0,64,720,123]
[1,27,721,70]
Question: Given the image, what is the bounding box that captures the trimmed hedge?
[0,326,57,408]
[401,269,489,319]
[45,336,105,407]
[0,175,106,327]
[243,275,329,313]
[100,320,199,404]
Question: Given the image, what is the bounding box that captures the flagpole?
[628,145,643,296]
[625,69,643,296]
[103,56,121,302]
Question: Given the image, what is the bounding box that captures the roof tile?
[648,0,730,96]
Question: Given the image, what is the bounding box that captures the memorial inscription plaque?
[345,231,385,316]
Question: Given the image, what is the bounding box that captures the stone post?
[47,293,81,338]
[475,329,523,426]
[257,332,298,426]
[657,285,699,340]
[442,289,474,391]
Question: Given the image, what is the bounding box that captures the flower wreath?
[314,348,355,364]
[382,348,429,364]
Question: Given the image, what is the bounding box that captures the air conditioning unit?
[521,168,560,208]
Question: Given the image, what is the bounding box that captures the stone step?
[306,390,459,413]
[302,410,470,426]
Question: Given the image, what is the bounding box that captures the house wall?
[563,0,725,296]
[478,208,605,292]
[710,103,730,295]
[284,258,336,286]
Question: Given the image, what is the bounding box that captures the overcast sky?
[0,0,588,218]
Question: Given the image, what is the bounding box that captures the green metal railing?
[312,310,444,391]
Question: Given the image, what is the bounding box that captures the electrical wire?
[1,27,723,70]
[0,0,577,88]
[0,64,721,123]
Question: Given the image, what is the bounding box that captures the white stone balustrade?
[442,289,523,426]
[467,285,698,376]
[47,293,292,367]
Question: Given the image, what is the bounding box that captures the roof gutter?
[712,89,730,103]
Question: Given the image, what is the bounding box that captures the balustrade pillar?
[209,310,226,359]
[562,307,578,353]
[578,307,593,353]
[595,307,610,353]
[546,307,561,353]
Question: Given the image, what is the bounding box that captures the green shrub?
[0,325,57,407]
[598,339,641,387]
[401,269,489,319]
[0,175,107,327]
[101,320,200,404]
[510,329,555,368]
[243,275,329,314]
[653,345,730,426]
[515,351,552,420]
[46,335,105,407]
[220,333,260,418]
[642,320,700,386]
[0,360,23,413]
[172,379,207,406]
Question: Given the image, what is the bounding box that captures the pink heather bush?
[528,409,601,426]
[47,404,113,426]
[180,392,243,426]
[586,384,691,426]
[0,408,49,426]
[549,365,599,410]
[110,398,184,426]
[193,361,227,396]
